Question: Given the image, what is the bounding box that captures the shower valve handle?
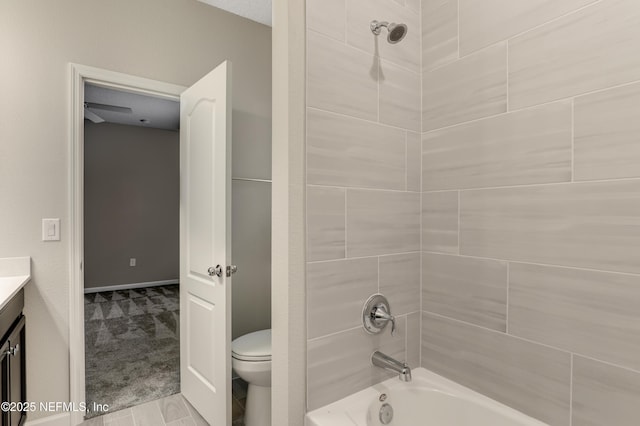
[372,306,396,336]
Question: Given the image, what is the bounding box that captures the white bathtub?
[305,368,548,426]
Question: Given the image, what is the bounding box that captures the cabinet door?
[7,316,25,426]
[0,339,9,426]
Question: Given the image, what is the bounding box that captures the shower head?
[370,20,408,44]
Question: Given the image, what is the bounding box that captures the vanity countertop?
[0,257,31,311]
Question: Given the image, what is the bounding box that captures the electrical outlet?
[129,258,136,267]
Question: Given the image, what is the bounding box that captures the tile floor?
[79,393,206,426]
[80,378,248,426]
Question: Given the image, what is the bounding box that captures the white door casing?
[180,61,233,425]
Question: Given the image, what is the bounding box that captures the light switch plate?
[42,218,60,241]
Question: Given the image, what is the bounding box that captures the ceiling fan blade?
[85,102,132,114]
[84,109,105,123]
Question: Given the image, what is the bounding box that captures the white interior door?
[180,60,232,425]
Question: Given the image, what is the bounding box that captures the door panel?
[180,60,232,426]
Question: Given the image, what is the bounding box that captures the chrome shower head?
[370,20,408,44]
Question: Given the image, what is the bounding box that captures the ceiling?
[84,84,180,131]
[197,0,272,27]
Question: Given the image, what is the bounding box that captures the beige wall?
[84,122,179,289]
[421,0,640,424]
[305,0,421,411]
[0,0,271,420]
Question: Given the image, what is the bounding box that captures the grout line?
[419,173,640,193]
[377,256,380,292]
[307,105,419,134]
[422,96,569,134]
[421,250,640,279]
[405,132,409,191]
[404,314,409,363]
[308,251,422,265]
[308,183,419,194]
[456,190,461,254]
[505,262,510,334]
[423,310,572,354]
[344,189,348,258]
[506,40,510,112]
[571,98,575,182]
[574,352,640,376]
[377,56,380,123]
[456,0,460,59]
[569,354,574,426]
[426,306,640,378]
[343,0,348,46]
[308,324,363,342]
[455,0,604,61]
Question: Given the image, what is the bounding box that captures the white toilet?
[232,329,271,426]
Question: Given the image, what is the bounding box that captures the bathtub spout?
[371,351,412,382]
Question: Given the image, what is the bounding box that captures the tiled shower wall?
[305,0,422,411]
[420,0,640,425]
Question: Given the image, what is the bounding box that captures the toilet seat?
[232,329,271,362]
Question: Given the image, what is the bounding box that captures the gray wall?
[84,122,179,289]
[0,0,271,420]
[420,0,640,424]
[305,0,421,411]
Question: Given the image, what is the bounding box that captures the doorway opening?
[82,83,181,416]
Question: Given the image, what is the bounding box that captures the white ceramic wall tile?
[307,257,378,339]
[460,181,640,274]
[572,356,640,426]
[423,43,507,131]
[509,263,640,372]
[422,0,458,71]
[459,0,597,56]
[307,0,346,42]
[422,312,571,425]
[307,31,378,120]
[346,189,420,257]
[422,101,572,190]
[405,0,419,14]
[379,60,421,131]
[406,312,420,367]
[421,191,458,254]
[346,0,421,72]
[307,186,346,262]
[406,132,421,192]
[308,325,406,410]
[379,253,421,315]
[509,0,640,110]
[422,253,507,331]
[307,108,406,190]
[574,81,640,181]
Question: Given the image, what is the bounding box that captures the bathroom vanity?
[0,258,30,426]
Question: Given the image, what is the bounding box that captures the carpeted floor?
[84,285,180,418]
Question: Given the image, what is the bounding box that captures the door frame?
[68,63,185,425]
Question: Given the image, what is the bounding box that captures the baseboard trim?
[84,279,179,293]
[25,412,71,426]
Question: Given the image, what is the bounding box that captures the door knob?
[208,265,223,277]
[226,265,238,277]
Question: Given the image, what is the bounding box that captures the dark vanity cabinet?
[0,290,26,426]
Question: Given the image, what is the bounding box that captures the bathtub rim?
[305,367,549,426]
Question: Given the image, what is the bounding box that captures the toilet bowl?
[232,329,271,426]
